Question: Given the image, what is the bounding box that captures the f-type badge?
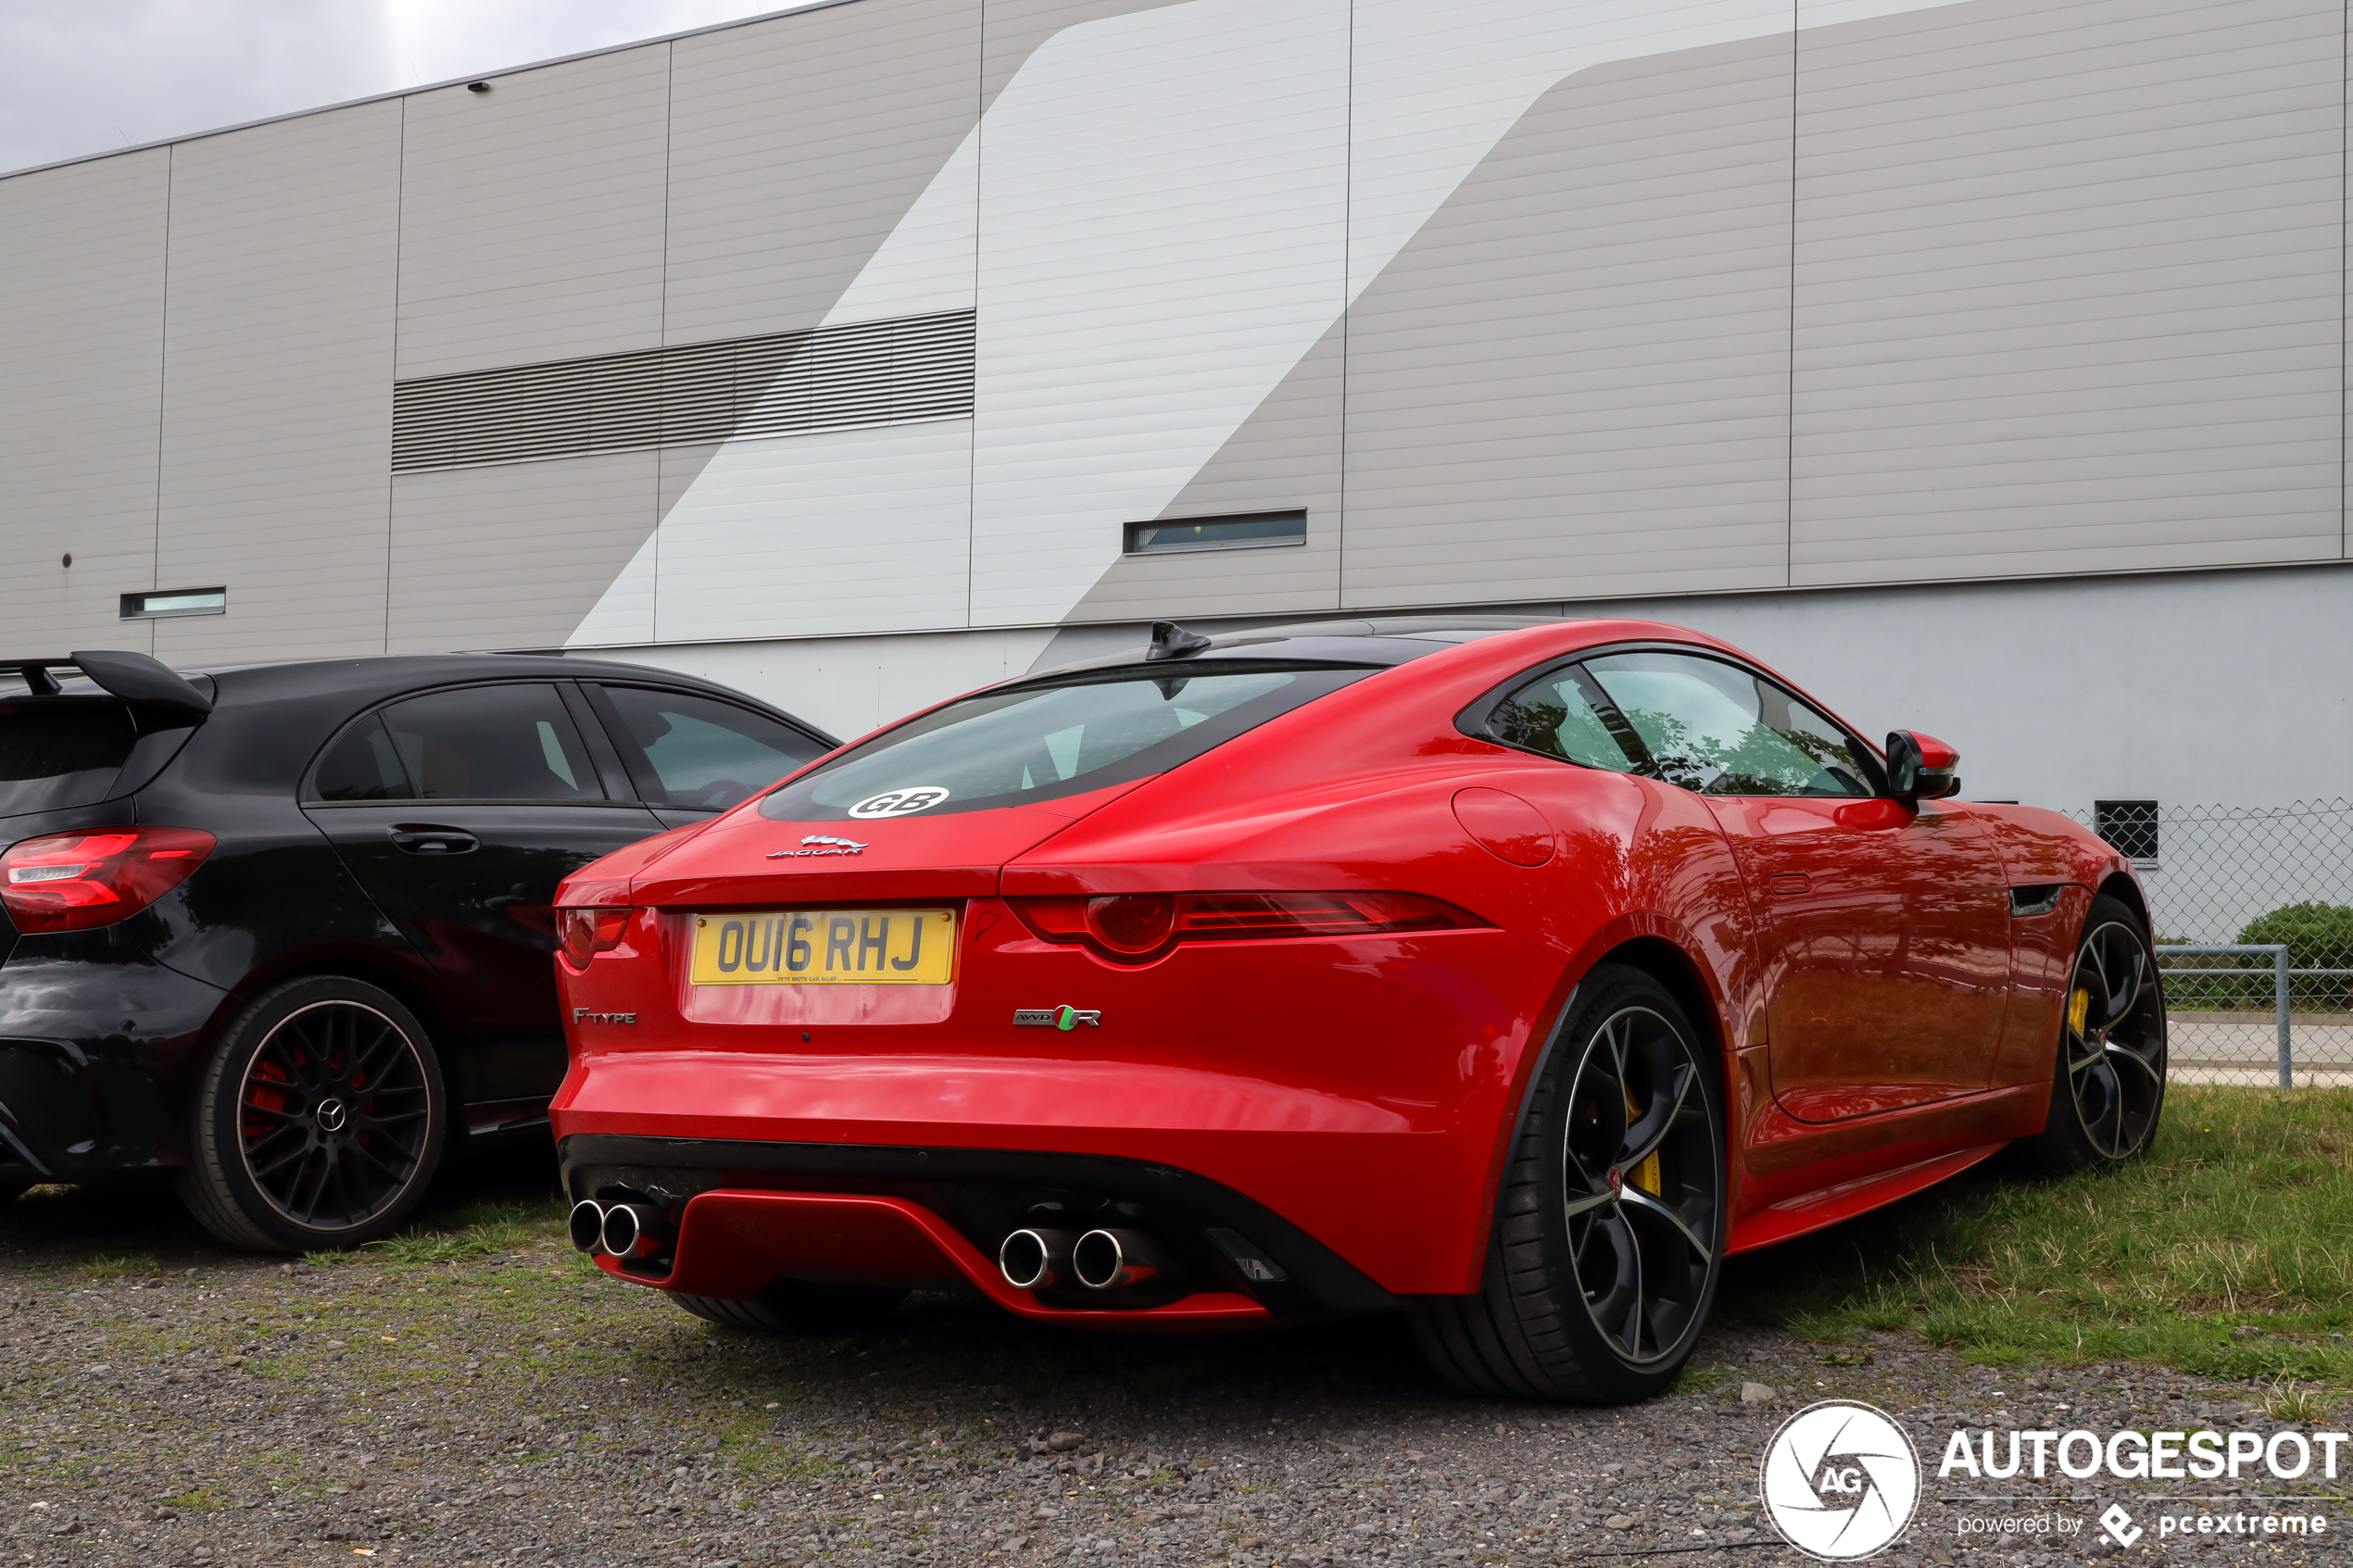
[1014,1006,1101,1031]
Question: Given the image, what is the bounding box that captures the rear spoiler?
[8,650,213,717]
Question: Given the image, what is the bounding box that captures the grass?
[355,1198,558,1266]
[2260,1377,2338,1423]
[1718,1086,2353,1384]
[77,1253,161,1280]
[1669,1363,1732,1395]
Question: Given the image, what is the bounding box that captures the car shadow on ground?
[0,1129,569,1272]
[0,1129,1908,1424]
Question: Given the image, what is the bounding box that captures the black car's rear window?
[759,663,1374,822]
[0,700,138,817]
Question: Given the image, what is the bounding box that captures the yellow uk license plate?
[689,909,956,986]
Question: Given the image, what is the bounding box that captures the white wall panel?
[0,151,169,655]
[580,419,976,646]
[965,0,1353,625]
[396,49,671,379]
[1791,0,2347,583]
[153,102,400,663]
[665,0,982,344]
[1068,316,1346,622]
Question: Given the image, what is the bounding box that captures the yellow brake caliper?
[1625,1086,1662,1196]
[2068,987,2092,1038]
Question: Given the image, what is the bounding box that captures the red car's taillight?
[556,907,633,968]
[1009,891,1481,963]
[0,826,216,934]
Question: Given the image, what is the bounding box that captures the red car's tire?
[2010,894,2168,1173]
[1412,963,1725,1403]
[673,1282,908,1335]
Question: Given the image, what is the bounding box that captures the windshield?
[759,663,1374,822]
[0,700,138,818]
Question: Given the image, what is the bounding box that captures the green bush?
[2237,902,2353,1010]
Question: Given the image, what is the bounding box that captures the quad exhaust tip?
[568,1199,606,1253]
[1072,1228,1161,1290]
[599,1202,667,1261]
[569,1198,670,1260]
[998,1227,1076,1290]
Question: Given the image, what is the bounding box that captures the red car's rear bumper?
[552,910,1566,1311]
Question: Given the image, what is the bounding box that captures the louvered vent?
[391,308,975,472]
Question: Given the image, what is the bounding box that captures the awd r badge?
[1014,1006,1101,1031]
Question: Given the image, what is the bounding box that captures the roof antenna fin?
[1145,621,1213,662]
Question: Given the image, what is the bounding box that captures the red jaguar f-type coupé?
[549,618,2163,1403]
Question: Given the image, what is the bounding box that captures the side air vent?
[390,308,975,473]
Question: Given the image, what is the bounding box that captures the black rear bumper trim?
[556,1133,1396,1318]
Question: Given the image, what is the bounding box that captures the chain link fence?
[2067,799,2353,1088]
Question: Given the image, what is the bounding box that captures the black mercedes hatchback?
[0,650,835,1251]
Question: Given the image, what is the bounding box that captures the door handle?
[388,825,479,856]
[1768,872,1811,897]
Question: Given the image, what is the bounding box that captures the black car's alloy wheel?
[1411,963,1725,1402]
[182,976,447,1251]
[2016,894,2167,1172]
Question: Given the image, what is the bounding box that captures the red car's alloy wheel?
[1411,964,1724,1402]
[1560,1003,1720,1366]
[235,999,435,1230]
[2061,915,2167,1160]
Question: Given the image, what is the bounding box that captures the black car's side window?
[597,685,825,811]
[312,713,413,801]
[375,684,606,803]
[1483,666,1649,774]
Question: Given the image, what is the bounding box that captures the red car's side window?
[1580,651,1875,798]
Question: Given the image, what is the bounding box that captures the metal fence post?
[2274,943,2293,1089]
[2093,799,2351,1087]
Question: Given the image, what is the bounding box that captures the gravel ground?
[0,1168,2340,1568]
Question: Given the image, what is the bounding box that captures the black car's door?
[301,681,663,1109]
[581,682,831,831]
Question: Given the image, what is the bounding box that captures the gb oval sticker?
[848,785,951,819]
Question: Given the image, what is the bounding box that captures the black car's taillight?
[1008,891,1481,964]
[0,826,216,934]
[556,906,633,968]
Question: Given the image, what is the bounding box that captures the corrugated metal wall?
[0,0,2344,663]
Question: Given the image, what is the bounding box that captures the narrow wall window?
[1125,510,1306,556]
[2094,800,2159,867]
[120,588,227,619]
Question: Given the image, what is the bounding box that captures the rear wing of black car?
[5,651,212,716]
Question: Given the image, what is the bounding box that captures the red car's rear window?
[758,662,1374,823]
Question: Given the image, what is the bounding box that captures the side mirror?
[1885,730,1961,804]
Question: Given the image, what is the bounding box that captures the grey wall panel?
[979,0,1181,110]
[1791,0,2346,584]
[1338,35,1795,608]
[0,151,170,656]
[396,48,671,379]
[663,0,983,345]
[151,102,401,665]
[1066,314,1344,621]
[388,449,663,653]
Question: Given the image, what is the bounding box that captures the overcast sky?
[0,0,786,175]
